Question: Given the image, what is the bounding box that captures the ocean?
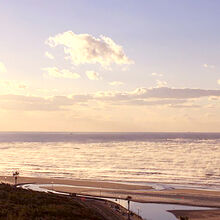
[0,132,220,189]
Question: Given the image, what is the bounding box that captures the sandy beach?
[169,209,220,220]
[1,176,220,219]
[0,176,152,191]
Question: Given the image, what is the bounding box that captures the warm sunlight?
[0,1,220,220]
[0,1,220,132]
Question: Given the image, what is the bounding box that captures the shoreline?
[1,175,220,219]
[169,209,220,220]
[3,174,220,191]
[1,175,220,207]
[0,176,152,191]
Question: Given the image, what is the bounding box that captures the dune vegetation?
[0,183,104,220]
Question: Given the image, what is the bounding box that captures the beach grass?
[0,183,105,220]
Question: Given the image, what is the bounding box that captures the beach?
[1,176,220,219]
[169,209,220,220]
[1,0,220,218]
[0,132,220,219]
[1,132,219,190]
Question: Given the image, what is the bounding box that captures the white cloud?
[43,67,80,79]
[129,87,147,95]
[46,31,134,68]
[109,81,124,86]
[45,51,54,59]
[156,80,168,88]
[0,62,7,73]
[152,72,163,77]
[86,70,102,80]
[203,64,215,69]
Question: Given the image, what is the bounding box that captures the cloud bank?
[1,87,220,111]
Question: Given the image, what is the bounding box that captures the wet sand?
[0,176,152,191]
[1,176,220,220]
[169,209,220,220]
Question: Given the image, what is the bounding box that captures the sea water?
[0,132,220,189]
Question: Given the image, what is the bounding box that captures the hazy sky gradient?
[0,0,220,131]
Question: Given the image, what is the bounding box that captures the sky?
[0,0,220,132]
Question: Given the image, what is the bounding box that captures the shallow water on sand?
[96,196,215,220]
[123,201,214,220]
[0,132,220,189]
[20,183,216,220]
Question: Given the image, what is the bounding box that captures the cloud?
[152,72,163,77]
[45,51,54,59]
[122,99,186,106]
[46,31,134,67]
[203,64,215,69]
[136,87,220,99]
[156,80,168,88]
[109,81,124,86]
[0,62,7,73]
[86,87,220,103]
[43,67,80,79]
[86,70,102,80]
[0,94,73,111]
[208,96,220,101]
[218,79,220,85]
[1,87,220,111]
[169,104,201,108]
[70,87,220,107]
[0,80,28,90]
